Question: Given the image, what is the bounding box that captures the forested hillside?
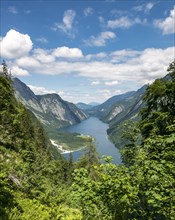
[13,77,90,153]
[0,62,89,219]
[0,61,175,219]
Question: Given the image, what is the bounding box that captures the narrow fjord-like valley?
[1,60,175,219]
[0,0,175,219]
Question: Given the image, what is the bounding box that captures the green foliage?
[140,73,175,139]
[48,129,93,152]
[1,61,175,219]
[69,62,175,219]
[0,65,77,219]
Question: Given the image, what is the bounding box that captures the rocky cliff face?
[13,78,87,129]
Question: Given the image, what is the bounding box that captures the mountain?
[86,85,147,148]
[76,102,96,111]
[105,85,147,125]
[0,66,82,219]
[88,91,135,117]
[13,78,87,130]
[105,85,147,147]
[106,67,175,148]
[88,102,100,106]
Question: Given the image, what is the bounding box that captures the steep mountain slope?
[106,86,147,148]
[86,85,147,148]
[88,91,135,117]
[13,78,87,129]
[106,85,147,125]
[107,67,175,148]
[0,64,83,219]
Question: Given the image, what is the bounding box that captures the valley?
[1,55,174,220]
[12,76,148,161]
[1,0,174,218]
[61,117,121,163]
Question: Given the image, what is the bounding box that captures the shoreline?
[50,139,87,154]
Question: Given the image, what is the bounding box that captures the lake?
[61,117,121,164]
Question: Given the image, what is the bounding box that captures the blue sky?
[0,0,174,103]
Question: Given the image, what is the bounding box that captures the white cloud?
[53,9,76,37]
[104,81,118,86]
[35,37,48,43]
[28,85,56,95]
[84,7,94,16]
[154,6,175,34]
[133,2,155,14]
[8,6,18,14]
[11,66,29,76]
[84,31,116,46]
[91,81,100,85]
[28,85,68,100]
[33,48,55,63]
[107,16,142,29]
[110,49,141,63]
[52,46,83,58]
[98,89,112,99]
[91,80,118,86]
[0,29,33,59]
[16,56,40,69]
[86,52,107,61]
[3,26,173,90]
[11,47,174,86]
[145,2,155,13]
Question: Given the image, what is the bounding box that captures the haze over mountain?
[76,102,99,111]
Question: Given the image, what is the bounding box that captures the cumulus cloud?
[110,49,142,63]
[33,48,55,63]
[84,7,94,16]
[11,46,174,87]
[0,29,33,59]
[16,56,40,69]
[2,26,173,90]
[52,46,83,58]
[133,2,155,14]
[91,81,100,85]
[154,6,175,34]
[104,81,118,86]
[53,9,76,37]
[107,16,143,29]
[91,80,118,86]
[84,31,116,47]
[28,85,56,95]
[11,66,29,76]
[86,52,107,61]
[97,89,122,100]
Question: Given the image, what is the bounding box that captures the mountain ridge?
[13,77,87,129]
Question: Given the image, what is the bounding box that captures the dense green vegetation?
[46,126,93,153]
[1,61,175,219]
[0,62,92,219]
[69,61,175,219]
